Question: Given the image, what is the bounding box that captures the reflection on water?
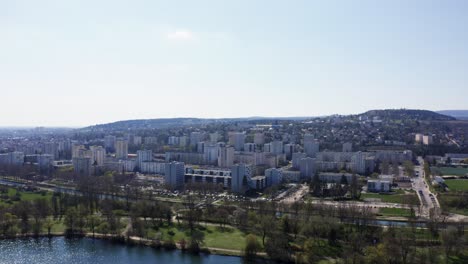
[0,237,244,264]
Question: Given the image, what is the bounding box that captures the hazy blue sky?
[1,0,467,127]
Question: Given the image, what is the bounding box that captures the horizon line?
[0,108,464,129]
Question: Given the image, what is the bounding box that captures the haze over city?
[2,0,468,127]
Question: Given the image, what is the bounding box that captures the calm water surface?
[0,237,243,264]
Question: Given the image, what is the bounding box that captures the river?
[0,237,243,264]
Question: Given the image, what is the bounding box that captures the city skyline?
[2,0,468,127]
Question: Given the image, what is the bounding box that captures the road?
[413,157,440,218]
[308,199,416,210]
[280,184,309,203]
[413,157,468,222]
[445,133,461,148]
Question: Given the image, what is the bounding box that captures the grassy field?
[433,167,468,176]
[0,187,52,205]
[445,179,468,192]
[378,207,412,217]
[438,179,468,216]
[361,190,419,205]
[203,226,249,250]
[438,194,468,216]
[49,219,67,233]
[145,223,255,251]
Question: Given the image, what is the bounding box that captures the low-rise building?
[281,169,301,182]
[367,180,391,192]
[250,176,267,190]
[319,172,354,184]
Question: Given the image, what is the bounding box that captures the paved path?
[280,184,309,203]
[308,199,416,210]
[413,157,440,218]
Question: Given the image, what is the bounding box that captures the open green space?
[438,179,468,216]
[203,226,249,250]
[0,187,52,205]
[445,179,468,192]
[49,219,67,233]
[145,224,255,251]
[432,167,468,176]
[438,194,468,216]
[361,190,419,205]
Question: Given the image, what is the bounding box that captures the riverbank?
[0,231,261,259]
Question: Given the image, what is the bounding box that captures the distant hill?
[437,110,468,120]
[82,109,456,131]
[359,109,456,121]
[82,116,315,131]
[84,118,213,131]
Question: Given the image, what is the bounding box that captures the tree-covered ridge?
[361,109,456,121]
[82,109,456,132]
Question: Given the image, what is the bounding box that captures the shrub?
[163,239,177,250]
[244,234,261,258]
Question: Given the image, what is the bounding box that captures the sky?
[1,0,468,127]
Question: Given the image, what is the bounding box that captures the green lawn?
[378,207,412,217]
[361,191,419,205]
[203,226,249,250]
[0,187,52,205]
[438,194,468,216]
[445,179,468,192]
[49,219,66,233]
[433,167,468,176]
[438,179,468,216]
[145,224,254,251]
